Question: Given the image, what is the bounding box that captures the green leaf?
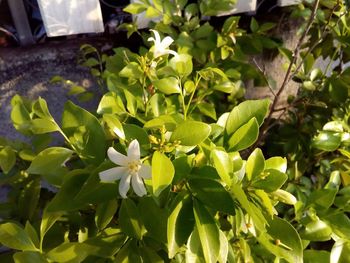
[246,148,265,181]
[27,147,73,186]
[301,219,332,241]
[25,222,40,249]
[193,199,220,263]
[97,92,126,115]
[304,250,330,263]
[213,81,237,94]
[152,151,175,197]
[168,193,194,258]
[250,17,259,33]
[265,157,287,173]
[103,114,125,139]
[62,101,106,165]
[46,170,91,212]
[313,131,342,151]
[307,188,337,209]
[230,184,266,232]
[197,102,216,120]
[40,209,63,241]
[119,199,144,240]
[153,77,181,95]
[189,178,235,215]
[30,119,59,134]
[119,62,143,79]
[18,179,41,220]
[13,251,48,263]
[138,197,167,243]
[324,213,350,239]
[211,149,232,186]
[46,242,92,263]
[83,229,127,258]
[169,54,193,77]
[170,120,211,146]
[123,89,137,116]
[124,3,147,14]
[226,99,270,136]
[95,199,118,230]
[258,217,303,263]
[0,222,37,251]
[252,169,288,192]
[228,117,259,151]
[0,146,16,174]
[185,228,205,262]
[123,124,149,146]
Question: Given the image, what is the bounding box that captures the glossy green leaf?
[246,148,265,181]
[95,199,118,230]
[170,120,211,146]
[252,169,288,192]
[197,102,217,120]
[313,131,342,151]
[168,193,194,258]
[331,239,350,263]
[138,197,167,243]
[97,92,126,115]
[152,151,175,197]
[211,149,232,186]
[124,89,137,116]
[46,242,93,263]
[153,77,181,95]
[83,229,127,258]
[119,62,143,79]
[258,217,303,263]
[61,101,106,165]
[123,124,149,146]
[103,114,125,139]
[13,251,48,263]
[307,188,337,209]
[169,54,193,77]
[301,219,332,241]
[30,119,59,134]
[189,178,235,215]
[40,209,63,241]
[124,3,147,14]
[27,147,73,186]
[0,222,37,251]
[265,157,287,173]
[230,184,266,231]
[18,179,41,220]
[119,199,144,240]
[304,250,330,263]
[228,117,259,151]
[0,146,16,174]
[225,99,270,136]
[185,228,205,263]
[193,199,220,263]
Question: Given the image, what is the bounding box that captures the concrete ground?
[0,38,105,143]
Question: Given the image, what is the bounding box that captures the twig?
[251,0,320,150]
[252,58,276,97]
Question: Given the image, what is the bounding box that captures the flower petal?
[150,29,160,45]
[107,147,128,166]
[127,140,140,161]
[160,36,174,49]
[119,173,132,198]
[99,167,127,182]
[132,174,147,197]
[139,165,152,179]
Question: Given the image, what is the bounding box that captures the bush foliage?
[1,0,350,262]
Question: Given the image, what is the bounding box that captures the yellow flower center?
[128,160,141,175]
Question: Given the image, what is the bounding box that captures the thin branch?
[252,58,276,97]
[252,0,320,150]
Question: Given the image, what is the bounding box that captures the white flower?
[148,29,178,58]
[99,140,152,198]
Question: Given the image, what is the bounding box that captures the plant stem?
[252,0,320,151]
